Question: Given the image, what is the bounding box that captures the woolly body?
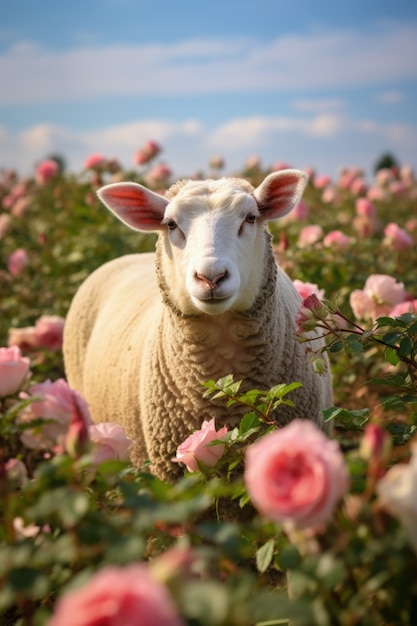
[64,172,333,480]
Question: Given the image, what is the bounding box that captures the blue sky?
[1,0,417,179]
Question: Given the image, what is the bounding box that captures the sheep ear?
[97,182,168,232]
[253,169,308,220]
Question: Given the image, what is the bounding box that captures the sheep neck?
[154,231,280,381]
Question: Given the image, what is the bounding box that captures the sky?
[1,0,417,180]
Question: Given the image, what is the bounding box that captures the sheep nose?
[195,270,227,291]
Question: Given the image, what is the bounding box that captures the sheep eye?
[165,219,177,231]
[245,213,257,224]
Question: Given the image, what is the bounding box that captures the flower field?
[1,148,417,625]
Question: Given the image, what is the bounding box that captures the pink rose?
[292,279,325,301]
[89,422,133,463]
[384,222,414,250]
[19,379,92,450]
[323,230,352,250]
[36,159,59,185]
[314,174,331,189]
[0,346,30,397]
[389,299,417,317]
[292,199,309,221]
[355,198,375,218]
[7,248,29,276]
[134,140,162,166]
[34,315,65,351]
[144,163,172,188]
[172,418,228,472]
[297,225,323,247]
[350,274,406,322]
[359,423,391,464]
[377,443,417,555]
[8,325,39,351]
[84,153,106,170]
[296,293,327,333]
[0,213,11,238]
[244,420,349,531]
[47,564,185,626]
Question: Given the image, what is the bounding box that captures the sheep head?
[97,169,308,316]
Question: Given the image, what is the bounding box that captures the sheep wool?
[63,170,333,480]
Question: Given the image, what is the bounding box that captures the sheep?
[63,170,333,481]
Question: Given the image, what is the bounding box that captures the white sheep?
[63,170,333,480]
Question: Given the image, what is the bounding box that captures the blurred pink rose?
[360,423,391,464]
[47,564,185,626]
[134,140,162,166]
[8,315,65,352]
[314,174,331,189]
[144,163,172,188]
[375,168,395,187]
[34,315,65,351]
[350,274,406,321]
[36,159,59,185]
[7,248,29,276]
[84,153,106,170]
[245,420,349,531]
[8,325,39,351]
[389,299,417,317]
[209,155,225,170]
[297,225,323,247]
[19,379,92,450]
[292,279,325,301]
[5,458,28,486]
[272,161,292,171]
[89,422,133,463]
[405,218,417,232]
[367,186,387,202]
[172,418,228,472]
[377,443,417,555]
[64,396,92,458]
[292,199,309,221]
[0,213,11,238]
[321,187,339,204]
[355,198,375,218]
[383,222,414,250]
[323,230,352,250]
[350,178,367,195]
[244,155,261,170]
[0,346,30,397]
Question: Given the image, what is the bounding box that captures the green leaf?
[384,346,400,366]
[256,539,275,573]
[399,335,413,357]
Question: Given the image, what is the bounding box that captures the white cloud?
[0,21,416,104]
[2,113,416,180]
[375,90,404,103]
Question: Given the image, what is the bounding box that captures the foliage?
[1,157,417,624]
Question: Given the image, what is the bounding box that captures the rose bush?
[0,151,417,624]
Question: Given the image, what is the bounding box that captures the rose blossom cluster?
[349,274,413,322]
[0,348,133,464]
[18,377,133,462]
[8,315,65,351]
